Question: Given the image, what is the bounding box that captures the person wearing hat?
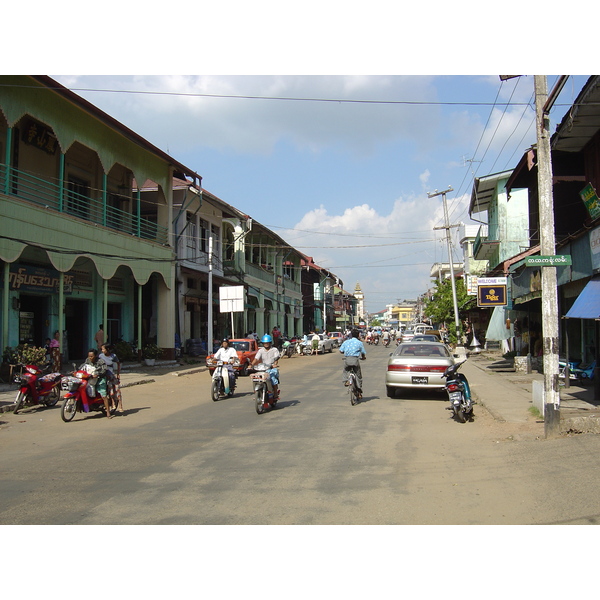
[213,338,239,389]
[252,334,281,400]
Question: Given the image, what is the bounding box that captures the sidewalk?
[462,350,600,433]
[0,360,208,414]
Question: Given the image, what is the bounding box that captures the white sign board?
[466,275,479,296]
[219,286,245,313]
[477,277,507,286]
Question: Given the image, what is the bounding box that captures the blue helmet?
[261,334,273,343]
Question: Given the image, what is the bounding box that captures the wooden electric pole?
[534,75,561,437]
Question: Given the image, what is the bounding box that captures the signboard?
[580,183,600,220]
[219,286,245,313]
[477,285,507,307]
[525,255,572,267]
[5,264,74,294]
[477,277,507,286]
[466,275,479,296]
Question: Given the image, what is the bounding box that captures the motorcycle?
[281,339,295,358]
[250,363,279,414]
[13,363,62,414]
[210,359,239,401]
[382,337,390,347]
[60,365,112,422]
[559,359,596,384]
[442,360,473,423]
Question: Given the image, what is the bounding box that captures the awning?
[565,278,600,319]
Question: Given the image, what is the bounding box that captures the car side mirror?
[453,354,460,358]
[389,353,393,357]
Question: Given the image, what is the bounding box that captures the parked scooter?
[559,359,596,384]
[60,364,113,422]
[250,363,279,414]
[13,363,62,414]
[210,359,239,401]
[442,360,473,423]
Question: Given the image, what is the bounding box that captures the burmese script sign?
[7,265,74,294]
[525,255,572,267]
[580,183,600,221]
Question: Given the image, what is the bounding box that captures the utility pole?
[429,186,462,343]
[208,235,213,354]
[535,75,561,437]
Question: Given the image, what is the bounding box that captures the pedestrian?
[100,343,123,413]
[272,325,281,349]
[95,324,105,350]
[311,331,320,355]
[50,331,61,372]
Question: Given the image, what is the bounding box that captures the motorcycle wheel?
[45,386,61,407]
[255,386,266,414]
[61,397,78,422]
[13,390,27,414]
[211,379,221,402]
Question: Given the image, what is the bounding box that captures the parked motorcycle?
[442,360,473,423]
[13,363,62,414]
[250,363,279,414]
[559,359,596,384]
[60,365,112,422]
[210,359,239,401]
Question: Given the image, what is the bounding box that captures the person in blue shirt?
[339,329,366,396]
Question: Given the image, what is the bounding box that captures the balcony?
[473,224,499,261]
[0,163,169,245]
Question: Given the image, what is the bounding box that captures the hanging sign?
[580,183,600,220]
[477,285,507,307]
[477,277,507,286]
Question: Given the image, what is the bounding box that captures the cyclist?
[339,329,366,398]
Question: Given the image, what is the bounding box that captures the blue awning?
[566,278,600,319]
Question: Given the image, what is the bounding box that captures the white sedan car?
[385,341,455,398]
[305,334,335,354]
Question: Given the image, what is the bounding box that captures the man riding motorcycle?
[252,334,281,400]
[212,338,238,390]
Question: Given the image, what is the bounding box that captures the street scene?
[1,63,599,597]
[2,344,600,525]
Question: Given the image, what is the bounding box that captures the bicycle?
[344,359,362,405]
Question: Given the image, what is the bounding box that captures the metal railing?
[0,163,168,245]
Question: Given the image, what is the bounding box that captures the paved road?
[2,344,600,524]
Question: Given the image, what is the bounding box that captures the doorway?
[65,299,89,361]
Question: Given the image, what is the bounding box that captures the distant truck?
[206,338,258,376]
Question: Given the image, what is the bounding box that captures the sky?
[46,73,591,313]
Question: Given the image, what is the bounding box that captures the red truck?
[206,338,258,376]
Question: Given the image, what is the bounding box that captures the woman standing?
[50,331,61,372]
[100,343,123,413]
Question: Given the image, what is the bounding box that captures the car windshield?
[395,344,449,358]
[231,341,249,351]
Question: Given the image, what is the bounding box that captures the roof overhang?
[469,170,513,215]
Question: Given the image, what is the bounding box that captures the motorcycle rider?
[252,334,281,400]
[382,329,391,346]
[339,329,366,399]
[78,348,112,418]
[212,338,238,389]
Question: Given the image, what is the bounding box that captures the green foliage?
[143,343,163,359]
[3,344,47,366]
[423,278,476,344]
[113,340,136,362]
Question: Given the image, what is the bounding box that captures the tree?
[423,278,476,343]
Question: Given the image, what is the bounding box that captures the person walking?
[311,331,320,355]
[100,343,123,413]
[50,331,61,372]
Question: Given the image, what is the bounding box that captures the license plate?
[449,392,462,401]
[412,376,428,384]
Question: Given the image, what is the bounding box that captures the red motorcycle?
[13,364,62,414]
[60,366,112,422]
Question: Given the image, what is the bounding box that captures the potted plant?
[142,343,162,366]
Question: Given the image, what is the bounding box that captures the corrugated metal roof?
[565,277,600,319]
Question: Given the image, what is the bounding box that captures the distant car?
[206,338,258,376]
[401,328,415,343]
[411,334,441,343]
[328,332,344,347]
[315,334,335,353]
[385,341,455,398]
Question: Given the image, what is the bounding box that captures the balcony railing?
[0,163,168,245]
